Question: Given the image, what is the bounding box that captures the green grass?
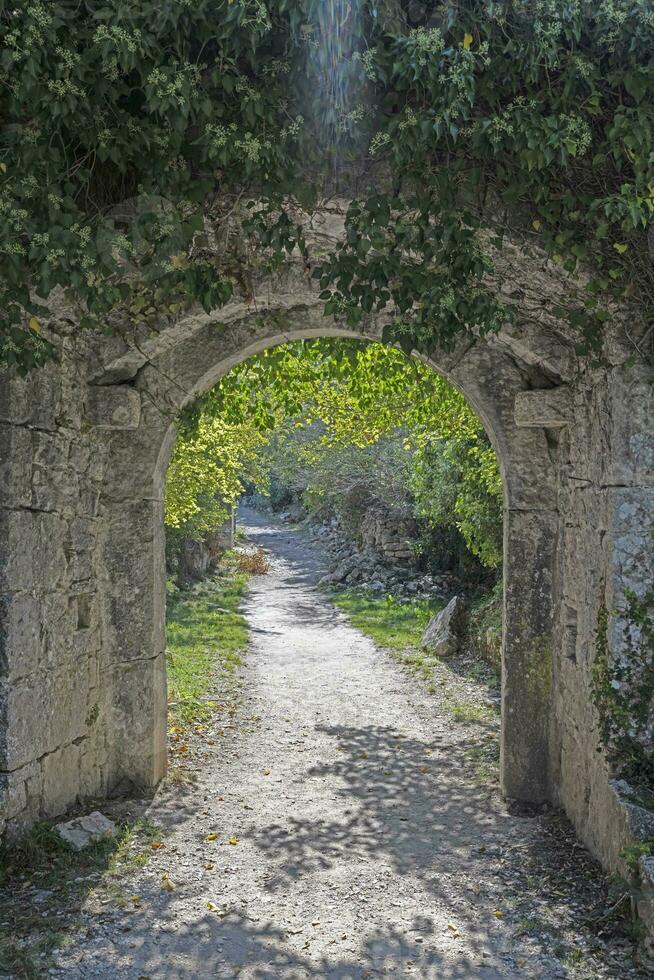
[0,817,165,978]
[166,570,249,728]
[331,591,444,652]
[444,699,499,724]
[463,740,500,784]
[331,588,501,747]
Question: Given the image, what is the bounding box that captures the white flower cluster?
[353,48,378,82]
[147,64,199,108]
[369,130,390,156]
[281,116,304,141]
[235,133,271,164]
[399,108,418,132]
[559,113,592,156]
[94,25,142,54]
[407,27,445,66]
[262,59,291,78]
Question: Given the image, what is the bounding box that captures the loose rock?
[421,595,466,658]
[56,811,116,851]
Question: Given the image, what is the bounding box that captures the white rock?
[56,811,117,850]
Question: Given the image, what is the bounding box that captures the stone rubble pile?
[297,515,460,600]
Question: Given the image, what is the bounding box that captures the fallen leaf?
[494,910,503,918]
[160,873,175,892]
[130,895,141,902]
[150,841,164,850]
[205,833,218,841]
[419,766,428,773]
[532,220,541,231]
[29,317,41,335]
[228,835,239,845]
[262,769,271,776]
[205,863,214,870]
[463,32,473,49]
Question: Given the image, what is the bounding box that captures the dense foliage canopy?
[1,1,653,373]
[166,339,503,566]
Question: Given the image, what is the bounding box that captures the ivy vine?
[592,587,654,803]
[1,1,653,373]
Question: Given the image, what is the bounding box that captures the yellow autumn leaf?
[205,833,218,841]
[151,841,164,850]
[494,910,503,918]
[532,219,541,231]
[130,895,141,902]
[228,835,239,845]
[0,162,7,173]
[29,317,41,334]
[463,33,473,50]
[207,901,219,911]
[205,862,214,870]
[160,873,175,891]
[613,242,628,254]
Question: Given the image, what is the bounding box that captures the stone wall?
[358,509,416,562]
[0,213,652,935]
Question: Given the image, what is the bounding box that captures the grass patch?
[331,591,444,651]
[331,587,500,735]
[463,740,500,784]
[166,568,249,728]
[0,817,165,978]
[444,699,499,724]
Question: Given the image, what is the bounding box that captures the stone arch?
[1,271,651,897]
[91,299,561,816]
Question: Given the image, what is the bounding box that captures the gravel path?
[51,510,639,979]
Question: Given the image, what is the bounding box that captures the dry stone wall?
[358,509,416,562]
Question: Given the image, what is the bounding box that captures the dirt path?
[51,510,640,979]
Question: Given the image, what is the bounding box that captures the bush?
[235,548,270,575]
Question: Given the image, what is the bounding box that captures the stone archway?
[94,305,559,817]
[1,240,652,896]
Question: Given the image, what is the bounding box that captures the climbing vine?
[1,1,653,372]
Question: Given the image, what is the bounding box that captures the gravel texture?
[49,510,646,979]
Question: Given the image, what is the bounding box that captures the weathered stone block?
[514,387,572,428]
[0,592,41,680]
[86,386,141,429]
[41,741,82,818]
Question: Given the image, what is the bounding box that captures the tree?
[170,338,504,567]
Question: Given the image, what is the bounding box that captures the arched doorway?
[93,303,560,813]
[1,244,650,903]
